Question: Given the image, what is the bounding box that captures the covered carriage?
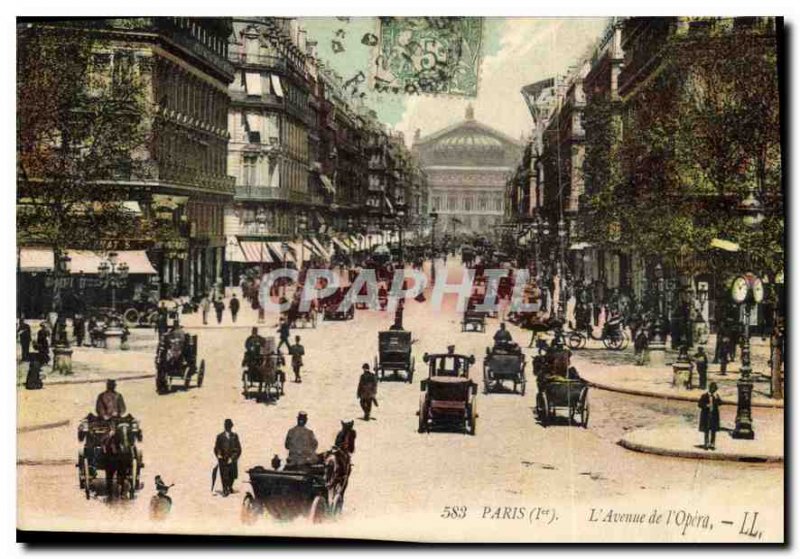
[417,352,478,435]
[483,345,526,395]
[374,330,415,382]
[155,330,205,394]
[76,414,143,500]
[461,297,487,332]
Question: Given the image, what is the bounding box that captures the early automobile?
[483,345,526,395]
[417,352,478,435]
[241,446,353,524]
[77,414,143,500]
[374,330,415,382]
[533,346,589,427]
[242,336,285,401]
[155,330,205,393]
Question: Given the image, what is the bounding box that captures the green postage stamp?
[374,17,483,97]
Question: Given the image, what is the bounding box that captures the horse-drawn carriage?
[322,287,355,320]
[288,299,318,329]
[533,346,589,427]
[242,336,285,401]
[417,352,478,435]
[483,344,526,395]
[77,415,143,500]
[374,330,415,382]
[241,444,353,523]
[461,297,487,332]
[155,330,205,394]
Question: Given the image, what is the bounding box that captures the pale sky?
[300,17,609,145]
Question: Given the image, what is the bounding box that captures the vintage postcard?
[16,15,784,543]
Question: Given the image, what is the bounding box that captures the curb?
[18,373,155,388]
[618,438,783,464]
[17,458,74,467]
[585,379,784,409]
[17,419,70,433]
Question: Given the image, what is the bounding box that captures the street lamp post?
[429,211,439,284]
[647,262,667,367]
[557,218,568,321]
[97,251,129,314]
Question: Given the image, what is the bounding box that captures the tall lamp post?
[51,253,73,374]
[98,251,129,314]
[557,218,568,321]
[397,209,406,264]
[429,211,439,283]
[647,262,667,367]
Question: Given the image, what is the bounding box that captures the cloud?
[393,18,608,145]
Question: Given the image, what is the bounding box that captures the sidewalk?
[17,345,155,387]
[619,422,783,463]
[576,356,782,409]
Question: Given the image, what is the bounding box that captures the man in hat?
[289,335,305,383]
[285,412,318,470]
[214,298,225,325]
[73,313,86,348]
[214,419,241,496]
[694,346,709,390]
[95,379,127,421]
[357,364,378,420]
[229,293,240,323]
[276,317,291,352]
[697,382,722,451]
[36,322,51,366]
[18,317,31,362]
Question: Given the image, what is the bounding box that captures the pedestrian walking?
[213,418,241,497]
[697,382,722,451]
[73,313,86,348]
[18,318,31,362]
[214,298,225,324]
[357,363,378,420]
[276,317,291,352]
[289,335,305,383]
[719,332,732,376]
[35,322,50,366]
[201,296,210,325]
[694,346,708,389]
[229,293,240,323]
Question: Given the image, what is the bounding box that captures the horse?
[99,417,141,500]
[243,351,284,401]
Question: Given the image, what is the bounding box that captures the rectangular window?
[270,74,284,98]
[243,155,257,186]
[245,72,262,96]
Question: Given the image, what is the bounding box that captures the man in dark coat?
[95,379,127,420]
[698,382,722,450]
[214,418,241,497]
[73,314,86,347]
[694,346,709,390]
[18,318,31,362]
[35,323,51,366]
[357,364,378,420]
[214,298,225,324]
[276,318,291,352]
[229,294,240,323]
[289,335,305,383]
[492,322,513,349]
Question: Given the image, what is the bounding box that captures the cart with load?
[417,352,478,435]
[533,347,589,427]
[483,344,526,395]
[374,330,415,382]
[76,414,143,500]
[155,329,205,394]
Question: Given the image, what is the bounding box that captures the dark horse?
[98,416,142,500]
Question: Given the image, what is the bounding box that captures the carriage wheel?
[241,493,261,525]
[618,333,630,351]
[123,308,139,328]
[603,333,624,350]
[579,387,590,428]
[520,381,526,397]
[418,401,428,433]
[147,311,159,327]
[567,332,584,351]
[197,360,206,388]
[538,393,549,427]
[184,371,192,390]
[129,456,138,500]
[468,401,478,436]
[308,495,328,524]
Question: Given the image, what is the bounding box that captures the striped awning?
[267,242,294,263]
[67,250,157,275]
[226,238,248,263]
[310,238,331,260]
[332,237,350,253]
[240,242,273,263]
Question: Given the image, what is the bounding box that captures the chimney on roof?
[465,103,475,121]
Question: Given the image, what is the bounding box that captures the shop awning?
[331,237,350,253]
[304,239,321,258]
[310,238,331,260]
[122,201,142,215]
[19,247,54,272]
[267,241,295,263]
[286,241,311,262]
[66,250,157,275]
[319,174,335,195]
[226,238,248,263]
[240,241,273,263]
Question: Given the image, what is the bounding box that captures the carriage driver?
[284,411,318,470]
[95,379,127,421]
[243,327,267,365]
[492,322,514,350]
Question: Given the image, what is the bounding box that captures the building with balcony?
[17,17,236,311]
[413,105,519,237]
